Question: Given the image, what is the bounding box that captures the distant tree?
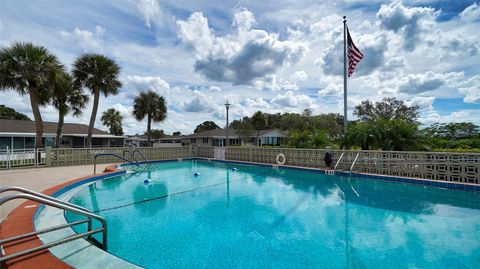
[172,131,182,136]
[251,111,268,146]
[424,122,479,139]
[280,113,307,131]
[132,90,167,145]
[52,70,88,147]
[194,121,220,133]
[354,97,419,123]
[73,53,122,147]
[310,113,343,138]
[302,108,313,128]
[342,119,425,151]
[236,121,255,144]
[145,129,165,139]
[0,42,63,148]
[101,108,123,136]
[0,105,31,121]
[287,130,332,149]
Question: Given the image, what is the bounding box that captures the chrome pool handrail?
[334,153,345,171]
[349,153,360,173]
[93,153,140,174]
[0,186,88,212]
[122,150,139,164]
[0,193,108,265]
[132,149,149,164]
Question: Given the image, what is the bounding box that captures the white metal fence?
[0,147,46,169]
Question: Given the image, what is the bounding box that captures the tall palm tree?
[52,70,88,148]
[132,90,167,145]
[0,42,62,149]
[101,108,123,136]
[72,54,122,147]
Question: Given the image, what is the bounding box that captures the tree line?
[222,98,479,152]
[0,42,168,148]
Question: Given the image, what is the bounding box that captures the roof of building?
[0,119,123,138]
[183,128,286,138]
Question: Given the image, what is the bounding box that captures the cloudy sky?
[1,0,479,135]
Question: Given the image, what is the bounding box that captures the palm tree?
[101,108,123,136]
[132,90,167,145]
[0,42,62,149]
[52,70,88,148]
[72,54,122,147]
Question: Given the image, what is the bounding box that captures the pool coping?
[1,157,478,268]
[189,158,480,192]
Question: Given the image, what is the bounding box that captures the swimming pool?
[65,159,480,268]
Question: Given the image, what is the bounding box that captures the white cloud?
[177,9,308,86]
[271,91,313,108]
[176,12,214,56]
[125,75,170,95]
[376,1,438,51]
[232,7,256,31]
[406,96,435,110]
[460,2,480,22]
[59,26,105,51]
[318,83,342,96]
[244,97,270,108]
[290,71,308,82]
[135,0,161,29]
[180,90,218,113]
[458,75,480,103]
[397,71,463,94]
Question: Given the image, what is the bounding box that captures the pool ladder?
[0,186,108,268]
[331,153,360,175]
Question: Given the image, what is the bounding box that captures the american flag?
[347,28,363,77]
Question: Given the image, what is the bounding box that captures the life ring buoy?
[276,153,286,165]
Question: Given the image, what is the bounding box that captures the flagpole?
[343,16,348,133]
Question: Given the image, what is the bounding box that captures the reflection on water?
[66,160,480,269]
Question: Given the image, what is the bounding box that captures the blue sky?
[1,0,479,134]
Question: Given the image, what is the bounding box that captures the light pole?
[225,101,230,147]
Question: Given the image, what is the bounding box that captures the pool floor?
[66,160,480,268]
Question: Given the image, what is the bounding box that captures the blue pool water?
[66,160,480,268]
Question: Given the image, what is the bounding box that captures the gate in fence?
[0,147,46,169]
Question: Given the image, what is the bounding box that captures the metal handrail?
[132,149,149,164]
[349,153,360,173]
[0,186,88,212]
[122,150,139,164]
[334,153,345,171]
[94,153,140,174]
[0,193,107,264]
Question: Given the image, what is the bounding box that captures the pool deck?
[0,164,113,222]
[0,164,119,269]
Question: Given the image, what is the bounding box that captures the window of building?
[13,137,25,149]
[0,137,11,150]
[202,138,208,144]
[25,137,35,148]
[191,138,197,144]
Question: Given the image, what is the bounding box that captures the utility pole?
[225,101,231,147]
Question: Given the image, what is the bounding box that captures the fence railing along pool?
[1,146,479,185]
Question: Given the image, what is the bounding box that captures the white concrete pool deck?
[0,164,114,223]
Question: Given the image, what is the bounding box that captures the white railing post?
[7,146,10,169]
[34,148,38,167]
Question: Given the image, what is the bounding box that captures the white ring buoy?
[276,153,286,165]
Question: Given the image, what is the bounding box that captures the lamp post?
[225,101,230,147]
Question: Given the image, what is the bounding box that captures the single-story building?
[182,129,287,147]
[126,135,183,147]
[0,119,125,149]
[125,135,149,147]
